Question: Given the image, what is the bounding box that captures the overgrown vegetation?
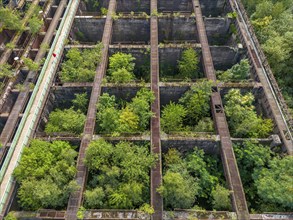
[28,15,44,35]
[178,48,200,79]
[13,140,78,210]
[242,0,293,111]
[107,52,136,83]
[160,48,201,80]
[224,89,273,138]
[234,141,293,212]
[22,57,39,71]
[59,44,103,82]
[0,64,14,78]
[84,139,156,209]
[96,88,154,135]
[158,148,230,210]
[45,93,88,134]
[216,59,250,81]
[0,7,23,32]
[161,80,214,133]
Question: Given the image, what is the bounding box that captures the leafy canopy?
[45,108,86,134]
[60,44,102,82]
[84,140,156,209]
[255,156,293,210]
[108,52,136,83]
[242,0,293,111]
[159,148,229,210]
[234,141,292,212]
[96,88,154,134]
[161,80,214,133]
[224,89,273,138]
[0,7,22,32]
[13,140,78,210]
[217,59,250,81]
[178,48,200,78]
[161,102,187,133]
[45,93,88,134]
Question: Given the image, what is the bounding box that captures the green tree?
[22,57,39,71]
[211,185,232,210]
[0,64,13,78]
[96,89,154,134]
[60,44,102,82]
[193,117,214,132]
[179,80,213,124]
[178,48,200,78]
[28,16,43,35]
[128,88,155,131]
[217,59,250,81]
[108,53,136,83]
[13,140,77,210]
[185,149,219,199]
[242,0,293,111]
[158,171,198,209]
[233,141,275,210]
[97,107,120,133]
[224,89,273,138]
[4,212,17,220]
[45,108,86,134]
[72,92,88,113]
[110,68,134,83]
[161,102,187,133]
[0,7,22,32]
[84,187,105,208]
[84,140,156,209]
[160,148,226,210]
[254,156,293,210]
[117,107,139,133]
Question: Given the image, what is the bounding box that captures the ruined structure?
[0,0,292,219]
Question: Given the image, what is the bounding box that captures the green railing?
[0,0,80,213]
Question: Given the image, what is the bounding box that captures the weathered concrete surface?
[157,0,227,17]
[72,18,105,42]
[205,17,231,45]
[210,46,242,70]
[158,0,193,12]
[161,136,220,155]
[73,17,234,45]
[199,0,227,17]
[112,19,150,43]
[117,0,150,13]
[158,17,197,43]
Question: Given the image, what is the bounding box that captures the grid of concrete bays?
[2,0,290,220]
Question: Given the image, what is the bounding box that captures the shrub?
[84,140,156,209]
[178,48,200,78]
[108,52,136,83]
